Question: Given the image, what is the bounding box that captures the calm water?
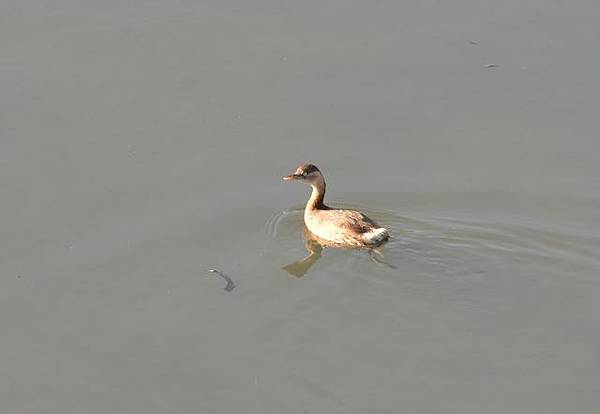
[2,1,600,413]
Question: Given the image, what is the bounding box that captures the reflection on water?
[267,203,600,279]
[281,229,323,277]
[280,224,394,277]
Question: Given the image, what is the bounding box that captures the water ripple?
[266,203,600,277]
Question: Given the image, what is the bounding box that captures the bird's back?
[304,207,388,246]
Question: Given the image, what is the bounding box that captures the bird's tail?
[362,227,389,245]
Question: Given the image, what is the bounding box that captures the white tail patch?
[362,227,389,245]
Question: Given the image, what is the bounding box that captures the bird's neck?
[306,179,326,211]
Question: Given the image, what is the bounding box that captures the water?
[268,203,600,278]
[2,1,600,413]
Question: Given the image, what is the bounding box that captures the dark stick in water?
[207,269,235,292]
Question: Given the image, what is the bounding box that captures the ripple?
[264,204,304,240]
[266,203,600,277]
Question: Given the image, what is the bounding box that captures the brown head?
[283,163,327,208]
[283,163,323,184]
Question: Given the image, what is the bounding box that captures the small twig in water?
[207,269,236,292]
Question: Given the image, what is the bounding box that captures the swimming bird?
[283,163,389,247]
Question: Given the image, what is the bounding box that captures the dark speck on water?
[207,269,236,292]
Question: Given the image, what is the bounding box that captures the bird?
[283,163,389,247]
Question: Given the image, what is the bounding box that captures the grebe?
[283,163,389,247]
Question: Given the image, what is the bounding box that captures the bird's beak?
[283,174,300,181]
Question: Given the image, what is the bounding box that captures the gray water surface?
[2,1,600,413]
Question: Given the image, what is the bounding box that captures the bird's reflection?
[282,225,393,277]
[282,227,324,277]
